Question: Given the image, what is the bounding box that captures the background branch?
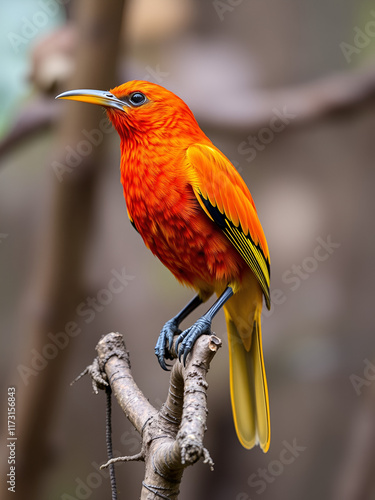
[0,2,127,500]
[2,66,375,159]
[197,67,375,132]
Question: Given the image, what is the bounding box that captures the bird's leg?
[155,294,205,370]
[176,286,234,365]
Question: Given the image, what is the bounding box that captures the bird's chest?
[126,178,192,236]
[120,150,242,287]
[121,158,198,254]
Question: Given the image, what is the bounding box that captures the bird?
[56,81,271,452]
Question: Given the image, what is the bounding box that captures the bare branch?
[96,333,157,433]
[101,452,144,469]
[93,332,222,499]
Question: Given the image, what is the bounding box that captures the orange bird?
[57,81,271,452]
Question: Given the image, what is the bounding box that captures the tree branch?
[197,66,375,133]
[3,66,375,159]
[1,3,127,500]
[92,332,221,499]
[96,333,157,433]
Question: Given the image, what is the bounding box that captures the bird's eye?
[129,92,146,106]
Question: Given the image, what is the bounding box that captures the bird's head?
[56,80,202,141]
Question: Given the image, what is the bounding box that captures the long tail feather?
[225,308,270,452]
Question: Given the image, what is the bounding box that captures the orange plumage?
[57,81,271,452]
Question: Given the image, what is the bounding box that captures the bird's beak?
[56,89,128,112]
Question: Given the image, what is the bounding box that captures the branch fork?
[80,331,221,499]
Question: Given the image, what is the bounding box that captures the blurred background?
[1,0,375,499]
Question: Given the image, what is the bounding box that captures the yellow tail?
[224,294,270,452]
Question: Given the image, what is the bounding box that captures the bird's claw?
[155,318,181,370]
[158,358,173,371]
[175,316,212,366]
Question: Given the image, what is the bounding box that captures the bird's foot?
[175,315,212,366]
[155,318,181,371]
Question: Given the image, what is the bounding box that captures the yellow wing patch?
[187,144,271,309]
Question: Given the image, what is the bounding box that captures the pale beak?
[56,89,128,111]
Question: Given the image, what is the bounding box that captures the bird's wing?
[127,207,139,233]
[187,143,271,309]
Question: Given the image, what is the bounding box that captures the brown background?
[1,1,375,499]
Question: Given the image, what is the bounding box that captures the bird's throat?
[119,136,190,233]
